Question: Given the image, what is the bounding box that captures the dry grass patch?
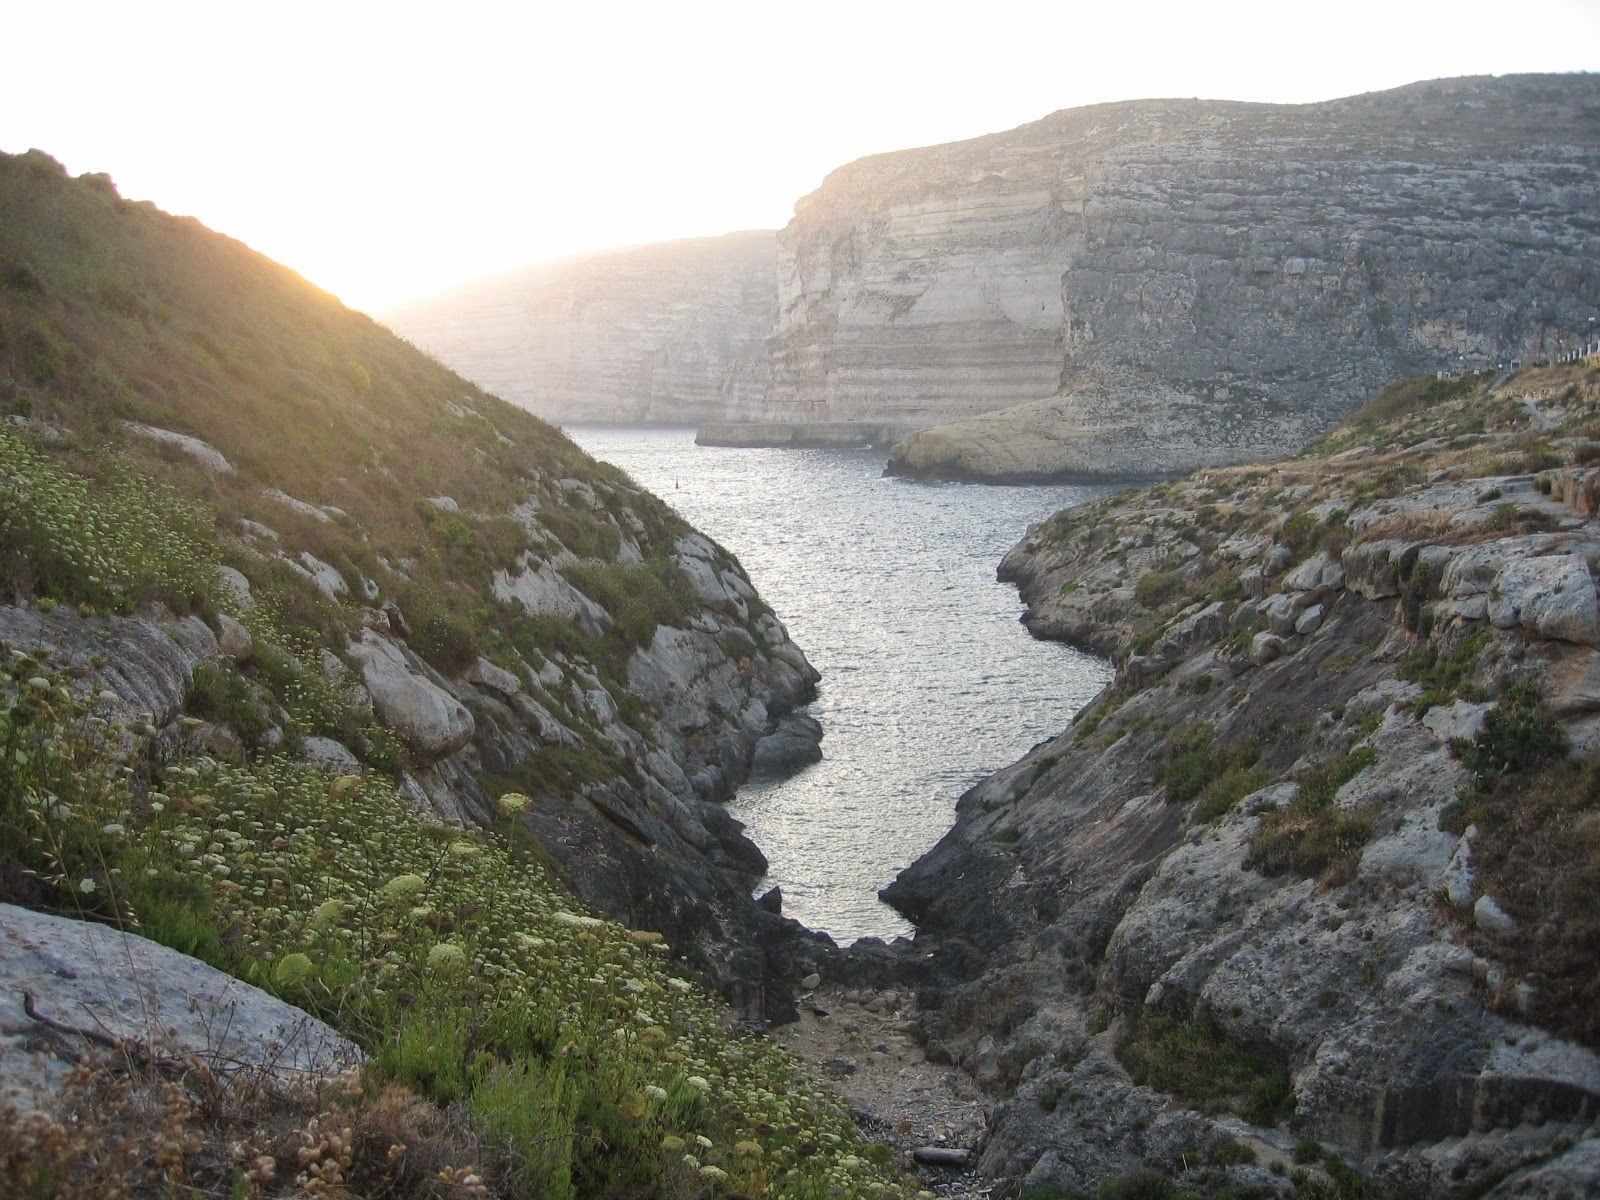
[1,1054,496,1199]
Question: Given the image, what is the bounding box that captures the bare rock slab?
[0,903,361,1116]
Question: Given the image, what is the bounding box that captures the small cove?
[568,427,1116,943]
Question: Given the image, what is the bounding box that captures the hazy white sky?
[4,1,1595,313]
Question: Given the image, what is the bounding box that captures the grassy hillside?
[0,151,895,1198]
[0,149,700,701]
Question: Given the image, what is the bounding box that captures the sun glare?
[2,0,1595,314]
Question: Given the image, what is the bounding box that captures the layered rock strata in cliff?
[386,231,778,425]
[882,365,1600,1194]
[780,74,1600,480]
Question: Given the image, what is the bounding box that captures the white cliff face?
[768,182,1072,427]
[385,231,777,425]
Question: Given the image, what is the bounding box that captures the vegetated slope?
[881,362,1600,1196]
[0,148,832,1006]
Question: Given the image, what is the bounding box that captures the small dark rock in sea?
[750,713,824,778]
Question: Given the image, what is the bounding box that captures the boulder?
[464,656,523,697]
[1441,544,1516,599]
[1152,601,1227,658]
[217,613,253,661]
[1474,894,1516,935]
[1434,595,1489,623]
[1342,540,1408,599]
[0,904,360,1116]
[1421,700,1496,744]
[1262,592,1299,636]
[1251,631,1287,664]
[294,552,349,601]
[345,630,474,762]
[1218,532,1270,562]
[119,421,232,472]
[303,736,360,768]
[750,713,824,778]
[216,565,253,608]
[1262,545,1294,577]
[491,554,609,637]
[0,605,216,731]
[1283,550,1347,593]
[1295,604,1326,636]
[1493,555,1600,643]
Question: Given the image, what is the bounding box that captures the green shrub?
[187,662,272,747]
[1194,764,1273,824]
[1463,682,1563,787]
[541,505,621,561]
[1398,631,1487,715]
[562,557,698,648]
[1246,748,1378,885]
[1116,1006,1292,1126]
[1205,1134,1259,1166]
[1159,722,1222,804]
[1159,723,1265,817]
[1135,570,1183,609]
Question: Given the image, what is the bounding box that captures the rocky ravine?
[877,363,1600,1196]
[386,230,778,425]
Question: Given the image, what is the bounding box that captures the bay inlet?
[568,427,1115,943]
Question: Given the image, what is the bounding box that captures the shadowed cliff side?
[385,230,778,425]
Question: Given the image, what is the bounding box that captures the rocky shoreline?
[695,420,917,451]
[852,364,1600,1196]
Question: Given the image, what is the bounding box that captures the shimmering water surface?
[568,427,1115,943]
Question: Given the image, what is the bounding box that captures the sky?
[4,1,1596,315]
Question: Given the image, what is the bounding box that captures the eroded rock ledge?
[880,364,1600,1196]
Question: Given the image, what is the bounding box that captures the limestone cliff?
[879,364,1600,1195]
[386,230,777,424]
[388,76,1598,480]
[783,74,1600,481]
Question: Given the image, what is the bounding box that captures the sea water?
[568,427,1115,943]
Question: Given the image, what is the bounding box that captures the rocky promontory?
[881,363,1600,1195]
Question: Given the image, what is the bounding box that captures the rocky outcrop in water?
[386,231,778,424]
[881,364,1600,1195]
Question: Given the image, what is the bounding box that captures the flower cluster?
[0,428,219,613]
